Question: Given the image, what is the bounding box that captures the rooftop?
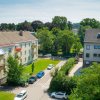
[84,29,100,43]
[0,31,37,47]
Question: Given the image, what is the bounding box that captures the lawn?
[23,58,60,75]
[0,91,15,100]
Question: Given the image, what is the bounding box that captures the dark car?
[28,76,37,84]
[36,71,45,78]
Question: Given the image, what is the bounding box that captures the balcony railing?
[15,47,22,52]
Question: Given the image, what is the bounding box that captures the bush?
[61,58,75,75]
[49,73,76,94]
[49,58,76,94]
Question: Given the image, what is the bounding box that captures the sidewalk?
[68,58,83,77]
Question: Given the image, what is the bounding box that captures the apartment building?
[84,29,100,66]
[0,31,38,83]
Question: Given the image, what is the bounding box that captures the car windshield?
[56,92,65,95]
[30,77,35,79]
[16,93,23,98]
[39,72,43,74]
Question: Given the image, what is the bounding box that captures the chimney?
[19,30,23,36]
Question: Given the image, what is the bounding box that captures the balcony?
[15,44,22,52]
[15,47,22,52]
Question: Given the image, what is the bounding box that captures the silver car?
[14,90,27,100]
[50,92,67,99]
[47,64,54,70]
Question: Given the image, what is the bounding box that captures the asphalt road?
[12,60,67,100]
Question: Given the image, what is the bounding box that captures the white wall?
[0,40,38,80]
[84,43,100,62]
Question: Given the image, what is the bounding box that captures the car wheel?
[52,95,55,98]
[62,97,66,100]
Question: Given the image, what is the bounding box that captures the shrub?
[61,58,75,75]
[49,73,76,94]
[49,58,76,93]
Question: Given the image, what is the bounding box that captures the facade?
[84,29,100,66]
[0,31,38,83]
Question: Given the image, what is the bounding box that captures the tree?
[69,63,100,100]
[80,18,100,28]
[7,55,23,85]
[52,16,67,30]
[44,22,53,30]
[0,23,9,31]
[51,28,62,56]
[31,20,44,32]
[68,21,72,30]
[78,25,92,45]
[37,28,54,54]
[16,20,32,31]
[49,71,76,94]
[61,30,75,55]
[7,23,16,30]
[31,62,35,73]
[79,18,100,45]
[71,35,82,55]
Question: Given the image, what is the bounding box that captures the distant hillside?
[72,23,80,29]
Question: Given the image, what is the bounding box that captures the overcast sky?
[0,0,100,23]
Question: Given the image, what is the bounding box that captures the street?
[12,60,67,100]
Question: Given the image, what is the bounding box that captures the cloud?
[0,0,100,23]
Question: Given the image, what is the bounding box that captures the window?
[28,56,30,60]
[98,54,100,57]
[93,53,97,57]
[25,51,26,55]
[8,48,12,53]
[25,43,26,47]
[20,52,22,56]
[29,50,30,54]
[97,33,100,39]
[86,53,90,58]
[94,45,100,49]
[20,44,22,48]
[86,45,90,50]
[29,43,31,47]
[25,58,26,62]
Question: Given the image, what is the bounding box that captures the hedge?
[60,58,75,75]
[49,58,76,93]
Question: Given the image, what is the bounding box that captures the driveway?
[12,60,67,100]
[68,58,83,77]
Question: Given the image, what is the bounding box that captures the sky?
[0,0,100,24]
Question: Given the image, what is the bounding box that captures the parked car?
[14,90,27,100]
[50,92,67,99]
[36,71,45,78]
[28,76,37,84]
[47,64,54,70]
[19,78,29,87]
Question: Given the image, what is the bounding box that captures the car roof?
[49,64,53,65]
[39,71,43,73]
[20,90,27,94]
[55,92,65,94]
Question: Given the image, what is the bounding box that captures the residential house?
[84,29,100,66]
[0,31,38,84]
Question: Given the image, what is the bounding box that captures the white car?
[50,92,67,99]
[47,64,54,70]
[14,90,27,100]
